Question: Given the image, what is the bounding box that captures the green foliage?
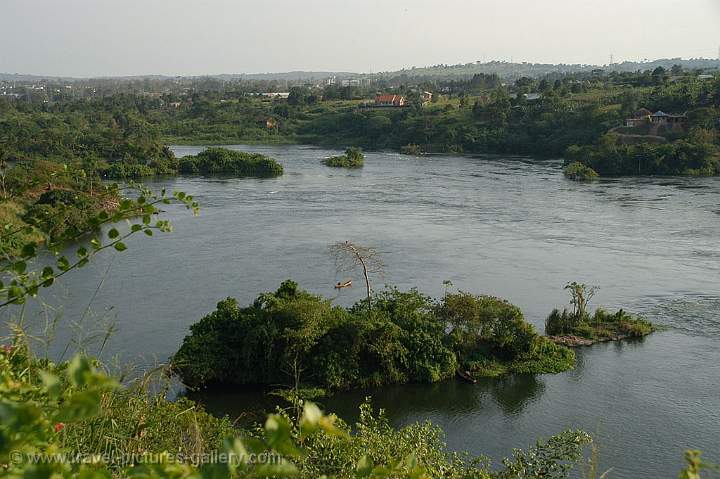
[439,292,536,361]
[678,450,720,479]
[563,161,599,181]
[323,147,365,168]
[545,285,654,340]
[497,430,593,479]
[173,283,574,390]
[0,160,118,255]
[509,337,576,374]
[178,147,284,177]
[1,182,198,308]
[565,134,720,177]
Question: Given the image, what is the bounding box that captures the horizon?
[1,0,719,78]
[2,56,720,80]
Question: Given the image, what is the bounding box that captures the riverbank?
[0,160,120,256]
[548,333,638,347]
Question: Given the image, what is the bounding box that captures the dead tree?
[329,241,384,310]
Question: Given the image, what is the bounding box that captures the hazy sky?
[1,0,719,77]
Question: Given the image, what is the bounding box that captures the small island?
[178,147,284,177]
[563,161,599,181]
[322,147,365,168]
[545,282,655,346]
[171,280,574,391]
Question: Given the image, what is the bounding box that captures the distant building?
[625,108,652,127]
[262,92,290,100]
[169,101,182,108]
[650,111,687,124]
[341,79,361,87]
[374,94,406,107]
[421,91,433,104]
[697,74,715,81]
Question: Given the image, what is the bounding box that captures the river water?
[11,145,720,478]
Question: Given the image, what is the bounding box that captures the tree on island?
[329,240,384,310]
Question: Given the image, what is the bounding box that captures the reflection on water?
[189,374,547,428]
[486,375,545,415]
[5,145,719,478]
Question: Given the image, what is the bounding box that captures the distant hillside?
[379,58,720,80]
[216,71,356,81]
[2,58,719,83]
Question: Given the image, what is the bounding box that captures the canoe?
[334,280,352,289]
[456,369,477,384]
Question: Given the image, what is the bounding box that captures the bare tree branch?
[328,241,384,309]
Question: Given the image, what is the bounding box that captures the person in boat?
[335,280,352,289]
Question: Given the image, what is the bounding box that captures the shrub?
[510,336,576,374]
[564,161,599,181]
[545,308,577,336]
[322,147,365,168]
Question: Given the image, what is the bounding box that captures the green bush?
[322,147,365,168]
[563,161,599,181]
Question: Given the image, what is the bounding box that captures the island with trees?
[178,147,284,177]
[171,279,575,391]
[546,282,655,346]
[322,147,365,168]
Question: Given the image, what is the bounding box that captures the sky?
[1,0,719,77]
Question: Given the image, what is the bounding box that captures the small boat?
[456,369,477,384]
[334,280,352,289]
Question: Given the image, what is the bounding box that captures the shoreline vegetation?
[0,160,120,256]
[1,343,601,479]
[2,65,718,184]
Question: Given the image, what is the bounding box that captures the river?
[11,145,720,478]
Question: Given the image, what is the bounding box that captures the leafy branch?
[0,184,198,309]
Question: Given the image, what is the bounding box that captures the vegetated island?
[563,161,599,181]
[545,283,655,346]
[172,280,575,391]
[178,147,284,177]
[322,147,364,168]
